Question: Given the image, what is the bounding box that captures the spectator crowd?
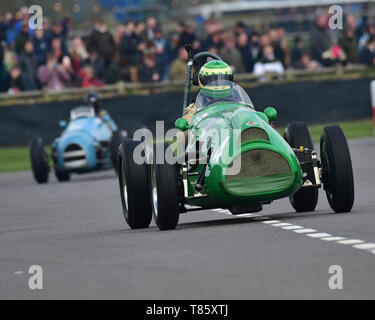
[1,7,375,93]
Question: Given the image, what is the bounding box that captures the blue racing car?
[29,92,126,183]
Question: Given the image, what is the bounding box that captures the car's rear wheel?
[151,143,180,230]
[284,121,318,212]
[320,126,354,213]
[118,139,152,229]
[29,137,49,184]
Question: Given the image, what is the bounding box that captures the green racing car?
[117,50,354,231]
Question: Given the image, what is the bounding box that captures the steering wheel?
[192,51,223,73]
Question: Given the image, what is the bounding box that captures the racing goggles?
[199,73,234,86]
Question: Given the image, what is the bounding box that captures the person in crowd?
[32,29,49,66]
[219,33,244,74]
[120,21,143,82]
[359,23,375,53]
[275,28,290,67]
[153,27,173,80]
[177,22,196,50]
[18,40,39,89]
[310,14,332,63]
[3,46,18,72]
[69,37,89,72]
[46,21,67,54]
[321,38,347,66]
[0,42,7,91]
[291,36,304,67]
[249,32,262,63]
[37,53,72,90]
[114,24,127,58]
[294,52,319,70]
[78,64,105,88]
[253,45,284,79]
[169,47,188,81]
[360,36,375,66]
[87,18,116,66]
[236,32,253,73]
[14,21,29,54]
[138,54,161,83]
[50,37,66,63]
[146,16,157,41]
[105,53,124,84]
[234,21,249,38]
[191,39,202,55]
[85,50,106,82]
[135,21,146,41]
[0,13,12,42]
[7,65,36,92]
[339,29,358,64]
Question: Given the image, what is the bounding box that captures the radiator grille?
[241,127,269,143]
[64,144,82,152]
[63,144,86,162]
[226,149,291,180]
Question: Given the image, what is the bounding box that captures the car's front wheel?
[29,137,49,184]
[320,126,354,213]
[55,170,70,182]
[151,143,180,231]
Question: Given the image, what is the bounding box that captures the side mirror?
[264,107,277,122]
[59,120,67,128]
[175,118,189,131]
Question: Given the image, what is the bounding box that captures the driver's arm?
[99,110,118,132]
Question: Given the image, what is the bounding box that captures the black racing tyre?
[55,170,70,182]
[320,126,354,213]
[150,143,180,230]
[110,129,128,173]
[284,121,318,212]
[29,137,49,184]
[118,139,152,229]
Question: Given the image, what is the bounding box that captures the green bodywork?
[176,102,303,210]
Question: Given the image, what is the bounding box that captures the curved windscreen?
[70,106,95,120]
[195,80,254,111]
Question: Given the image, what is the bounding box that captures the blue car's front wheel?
[29,137,49,184]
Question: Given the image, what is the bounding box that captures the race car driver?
[83,91,117,132]
[182,59,234,124]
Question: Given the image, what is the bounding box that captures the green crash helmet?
[198,60,233,87]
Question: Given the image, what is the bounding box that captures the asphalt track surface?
[0,138,374,299]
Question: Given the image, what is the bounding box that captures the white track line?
[306,233,332,238]
[337,239,364,245]
[353,243,375,250]
[258,218,375,257]
[262,220,280,224]
[210,209,375,256]
[272,223,292,227]
[320,236,346,241]
[282,225,304,230]
[294,228,316,234]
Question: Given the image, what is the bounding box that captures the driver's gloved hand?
[183,103,197,124]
